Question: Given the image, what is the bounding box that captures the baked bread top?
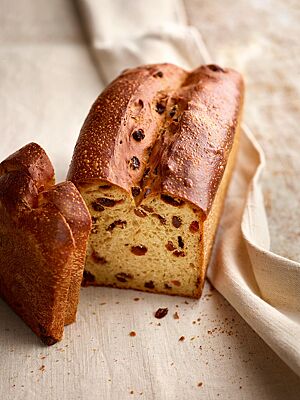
[68,63,244,215]
[0,143,91,344]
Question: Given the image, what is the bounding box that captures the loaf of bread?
[68,63,244,298]
[0,143,91,345]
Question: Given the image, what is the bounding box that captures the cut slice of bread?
[68,63,244,298]
[0,143,91,344]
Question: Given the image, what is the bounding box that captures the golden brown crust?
[68,63,244,215]
[0,143,91,344]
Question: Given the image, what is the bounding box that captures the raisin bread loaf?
[0,143,91,344]
[68,63,244,298]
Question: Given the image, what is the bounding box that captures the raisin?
[141,205,154,213]
[207,64,225,73]
[91,227,98,234]
[106,220,127,232]
[166,241,176,251]
[161,194,184,207]
[153,71,163,78]
[99,184,111,189]
[91,201,104,212]
[131,245,148,256]
[91,216,98,224]
[154,308,168,319]
[152,213,166,225]
[189,221,199,233]
[82,270,96,286]
[134,208,147,218]
[172,216,182,228]
[92,197,118,209]
[171,280,181,286]
[164,283,172,290]
[91,250,107,265]
[115,272,133,282]
[144,281,155,289]
[173,250,185,257]
[155,103,165,114]
[132,129,145,142]
[178,236,184,248]
[131,187,141,197]
[129,156,140,170]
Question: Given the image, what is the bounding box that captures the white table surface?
[0,1,299,398]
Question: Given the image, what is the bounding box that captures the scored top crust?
[68,63,244,215]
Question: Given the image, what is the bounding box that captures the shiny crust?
[68,63,244,215]
[0,143,91,345]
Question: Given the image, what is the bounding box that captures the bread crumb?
[134,298,140,301]
[179,336,185,341]
[39,365,45,372]
[129,331,136,337]
[197,382,203,387]
[173,312,179,320]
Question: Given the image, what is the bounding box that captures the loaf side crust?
[0,143,91,344]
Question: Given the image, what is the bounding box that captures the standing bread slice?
[0,143,91,344]
[68,63,244,298]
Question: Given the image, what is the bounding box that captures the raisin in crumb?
[189,221,199,233]
[155,103,165,114]
[91,201,104,212]
[115,272,134,282]
[179,336,185,341]
[171,280,181,286]
[166,241,176,251]
[173,250,185,257]
[144,280,155,289]
[91,250,107,264]
[131,187,141,197]
[178,236,184,248]
[131,245,147,256]
[106,220,127,232]
[154,308,168,319]
[129,156,140,170]
[152,213,166,225]
[161,194,184,207]
[132,129,145,142]
[92,197,117,209]
[172,216,182,228]
[141,205,154,213]
[164,283,172,290]
[134,208,147,218]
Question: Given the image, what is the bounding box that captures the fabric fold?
[77,0,300,376]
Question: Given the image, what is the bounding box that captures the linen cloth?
[77,0,300,375]
[0,2,300,398]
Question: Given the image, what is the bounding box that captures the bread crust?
[68,63,244,216]
[0,143,91,344]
